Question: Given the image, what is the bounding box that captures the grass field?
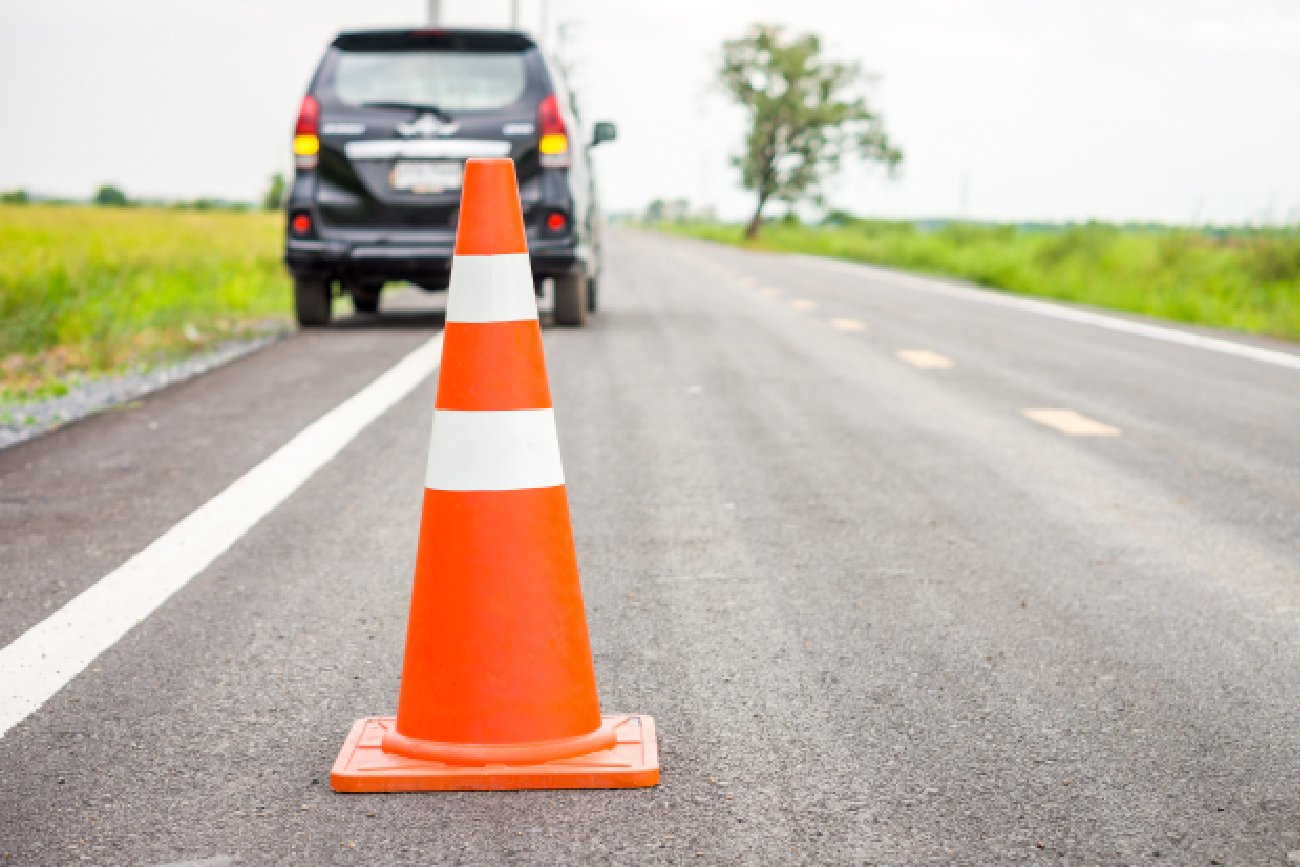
[1,204,290,402]
[4,204,1297,408]
[662,219,1300,342]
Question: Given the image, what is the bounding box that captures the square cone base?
[330,714,659,792]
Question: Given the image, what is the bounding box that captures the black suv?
[284,28,615,327]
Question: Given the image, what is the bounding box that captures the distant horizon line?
[6,195,1296,230]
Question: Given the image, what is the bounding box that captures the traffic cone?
[330,158,658,792]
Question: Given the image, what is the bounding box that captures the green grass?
[1,204,290,401]
[661,218,1300,341]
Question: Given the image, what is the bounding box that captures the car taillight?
[545,211,567,232]
[537,93,570,168]
[294,95,320,170]
[290,212,312,235]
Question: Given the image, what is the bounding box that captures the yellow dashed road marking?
[789,299,817,312]
[1023,408,1121,437]
[760,287,782,298]
[829,318,867,332]
[896,349,954,369]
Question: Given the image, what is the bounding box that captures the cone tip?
[456,158,527,256]
[463,157,515,179]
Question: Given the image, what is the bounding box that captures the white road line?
[829,318,867,332]
[1024,408,1121,437]
[803,256,1300,372]
[0,334,445,738]
[897,349,954,369]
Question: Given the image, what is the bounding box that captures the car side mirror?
[590,121,617,147]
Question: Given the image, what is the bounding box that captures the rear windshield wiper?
[357,101,450,119]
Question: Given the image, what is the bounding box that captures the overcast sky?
[2,0,1297,224]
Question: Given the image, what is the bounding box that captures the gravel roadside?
[0,331,286,449]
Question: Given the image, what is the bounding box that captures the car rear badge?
[398,114,460,139]
[502,122,535,136]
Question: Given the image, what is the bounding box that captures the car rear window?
[333,50,528,111]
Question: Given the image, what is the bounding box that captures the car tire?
[352,282,382,314]
[553,270,589,327]
[586,273,599,313]
[294,276,332,328]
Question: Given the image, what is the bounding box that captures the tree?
[720,25,902,238]
[262,172,286,210]
[93,184,128,207]
[0,189,29,205]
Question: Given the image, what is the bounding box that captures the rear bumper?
[286,235,587,286]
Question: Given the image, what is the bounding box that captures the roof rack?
[333,29,536,53]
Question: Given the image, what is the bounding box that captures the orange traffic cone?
[330,158,658,792]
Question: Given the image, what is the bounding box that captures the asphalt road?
[2,228,1299,865]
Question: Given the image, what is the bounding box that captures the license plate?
[389,160,462,193]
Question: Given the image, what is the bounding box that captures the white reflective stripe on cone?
[445,254,538,323]
[425,409,565,491]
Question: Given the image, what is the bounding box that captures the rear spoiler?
[333,29,536,53]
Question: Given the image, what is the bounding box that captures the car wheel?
[352,282,382,314]
[586,273,599,312]
[294,276,332,328]
[553,270,589,327]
